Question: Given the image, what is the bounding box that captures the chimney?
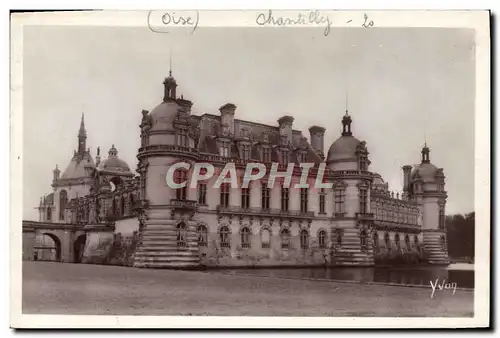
[96,147,101,166]
[309,125,326,159]
[402,165,412,196]
[219,103,236,136]
[278,115,294,145]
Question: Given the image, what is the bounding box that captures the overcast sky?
[22,26,475,220]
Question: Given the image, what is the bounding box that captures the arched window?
[405,235,410,248]
[219,226,230,248]
[300,229,309,249]
[241,227,251,248]
[197,225,207,247]
[280,228,290,249]
[336,229,343,246]
[261,227,271,249]
[395,233,401,251]
[384,233,390,251]
[46,207,52,221]
[176,222,187,247]
[440,236,446,250]
[318,230,327,249]
[120,196,125,216]
[360,230,368,249]
[59,190,67,221]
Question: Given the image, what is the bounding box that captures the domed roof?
[411,162,439,182]
[148,101,181,132]
[97,145,132,174]
[326,135,361,162]
[372,173,385,186]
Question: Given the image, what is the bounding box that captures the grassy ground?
[22,261,473,317]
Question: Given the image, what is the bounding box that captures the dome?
[411,162,439,182]
[326,135,361,163]
[372,173,385,186]
[148,101,181,132]
[97,145,132,174]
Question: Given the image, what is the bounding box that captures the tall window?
[120,196,125,216]
[318,230,327,249]
[405,235,410,249]
[59,190,68,221]
[373,232,379,250]
[359,188,368,214]
[358,154,368,171]
[262,147,271,163]
[280,150,288,165]
[129,194,135,213]
[298,152,307,162]
[384,233,390,250]
[112,198,118,217]
[219,142,230,157]
[395,233,401,251]
[280,228,290,249]
[198,183,207,205]
[219,226,230,248]
[241,143,251,161]
[241,227,251,248]
[198,225,208,247]
[300,188,308,213]
[439,205,445,229]
[360,230,368,249]
[319,189,326,214]
[261,227,271,249]
[281,186,289,212]
[176,222,187,247]
[220,183,230,208]
[46,207,52,221]
[241,187,250,209]
[300,229,309,249]
[175,169,187,201]
[261,184,270,210]
[177,128,188,147]
[334,188,345,215]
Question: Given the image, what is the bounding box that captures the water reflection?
[227,264,474,289]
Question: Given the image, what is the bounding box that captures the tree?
[446,212,475,259]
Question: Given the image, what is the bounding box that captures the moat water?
[225,263,474,288]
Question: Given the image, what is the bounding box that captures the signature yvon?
[430,278,457,299]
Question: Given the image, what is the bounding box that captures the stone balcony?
[170,199,198,211]
[216,205,315,219]
[356,213,375,221]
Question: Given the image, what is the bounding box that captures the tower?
[78,113,87,155]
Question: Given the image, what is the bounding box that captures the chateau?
[30,72,450,268]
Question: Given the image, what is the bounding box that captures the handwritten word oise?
[255,10,374,36]
[148,11,199,34]
[430,278,457,299]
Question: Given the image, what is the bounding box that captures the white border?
[9,9,490,329]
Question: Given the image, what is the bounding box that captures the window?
[281,186,289,212]
[198,225,208,247]
[298,151,307,162]
[177,222,187,247]
[395,233,401,250]
[241,187,250,209]
[358,154,368,171]
[262,147,271,163]
[300,229,309,249]
[360,230,368,249]
[280,150,288,165]
[59,190,68,221]
[175,169,187,201]
[241,143,251,161]
[219,226,230,248]
[373,232,379,249]
[415,235,421,252]
[120,196,125,216]
[220,183,230,208]
[280,228,290,249]
[439,205,445,229]
[241,227,251,248]
[219,142,230,157]
[46,207,52,221]
[405,235,410,248]
[336,229,343,246]
[300,188,308,213]
[318,230,327,249]
[198,183,207,205]
[177,128,188,147]
[319,189,326,214]
[112,198,118,216]
[129,194,135,213]
[384,233,390,250]
[261,228,271,249]
[261,184,270,210]
[334,188,345,215]
[359,188,368,214]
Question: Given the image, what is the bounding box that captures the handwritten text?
[430,278,457,299]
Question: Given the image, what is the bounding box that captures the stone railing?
[216,205,315,219]
[356,212,375,221]
[170,199,197,210]
[138,145,199,159]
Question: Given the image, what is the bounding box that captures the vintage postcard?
[10,10,490,328]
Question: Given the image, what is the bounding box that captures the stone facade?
[33,72,450,268]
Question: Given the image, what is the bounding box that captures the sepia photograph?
[10,9,490,328]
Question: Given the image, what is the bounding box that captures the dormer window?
[176,128,188,147]
[298,151,308,163]
[241,143,251,161]
[358,154,368,171]
[280,150,289,165]
[262,147,271,163]
[219,142,230,158]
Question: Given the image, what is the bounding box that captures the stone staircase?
[332,228,375,266]
[133,220,200,269]
[423,231,450,265]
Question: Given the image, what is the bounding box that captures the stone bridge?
[22,221,113,263]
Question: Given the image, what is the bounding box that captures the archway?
[73,234,87,263]
[37,233,62,262]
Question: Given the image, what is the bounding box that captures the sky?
[22,25,475,220]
